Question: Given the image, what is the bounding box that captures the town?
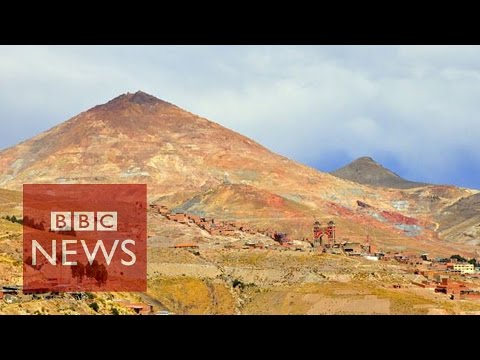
[150,204,480,303]
[2,204,480,314]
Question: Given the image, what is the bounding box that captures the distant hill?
[331,156,427,189]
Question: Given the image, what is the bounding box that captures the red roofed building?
[435,278,468,295]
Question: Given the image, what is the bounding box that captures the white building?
[453,263,475,274]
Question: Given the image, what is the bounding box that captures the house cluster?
[166,212,240,236]
[408,255,480,300]
[369,252,479,272]
[149,204,284,241]
[413,275,480,300]
[379,253,425,265]
[428,257,479,275]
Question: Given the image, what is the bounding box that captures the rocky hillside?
[437,193,480,245]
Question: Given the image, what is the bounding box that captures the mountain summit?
[97,91,174,110]
[331,156,427,189]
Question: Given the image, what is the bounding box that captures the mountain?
[0,91,394,210]
[0,91,476,255]
[0,91,333,198]
[331,156,427,189]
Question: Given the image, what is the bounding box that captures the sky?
[0,45,479,189]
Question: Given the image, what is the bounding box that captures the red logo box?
[23,184,147,292]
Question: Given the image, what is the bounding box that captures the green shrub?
[232,279,244,289]
[111,307,120,315]
[89,302,100,313]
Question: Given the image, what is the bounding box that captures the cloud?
[0,45,479,189]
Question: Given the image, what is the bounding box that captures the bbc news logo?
[51,212,118,232]
[23,184,147,292]
[32,211,136,267]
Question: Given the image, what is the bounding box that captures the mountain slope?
[438,193,480,230]
[331,156,427,189]
[437,193,480,244]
